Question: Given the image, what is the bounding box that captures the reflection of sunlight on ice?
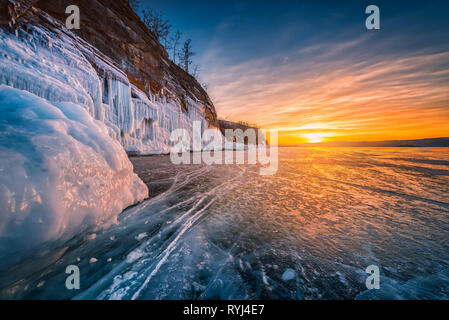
[93,147,449,300]
[302,133,327,143]
[3,148,449,300]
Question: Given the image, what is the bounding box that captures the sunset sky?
[143,0,449,145]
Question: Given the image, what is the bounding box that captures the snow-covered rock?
[0,85,148,268]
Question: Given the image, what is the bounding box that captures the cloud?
[201,34,449,143]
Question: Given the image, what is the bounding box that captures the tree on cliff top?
[137,6,199,79]
[126,0,140,12]
[179,39,195,74]
[142,8,172,48]
[170,30,182,63]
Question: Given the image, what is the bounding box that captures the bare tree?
[178,39,195,74]
[192,64,200,78]
[126,0,140,12]
[142,9,172,48]
[170,30,182,63]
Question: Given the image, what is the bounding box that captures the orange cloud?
[202,37,449,145]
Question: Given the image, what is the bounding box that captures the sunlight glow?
[303,133,327,144]
[206,41,449,145]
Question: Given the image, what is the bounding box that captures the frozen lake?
[2,148,449,299]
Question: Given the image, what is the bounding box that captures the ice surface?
[0,86,148,269]
[282,269,296,281]
[1,148,449,299]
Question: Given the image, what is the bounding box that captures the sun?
[303,133,326,144]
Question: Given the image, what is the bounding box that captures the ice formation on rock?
[0,19,211,156]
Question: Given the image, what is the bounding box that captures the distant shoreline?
[281,145,449,148]
[282,137,449,148]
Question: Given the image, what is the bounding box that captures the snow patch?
[126,248,145,263]
[281,269,296,281]
[135,232,148,241]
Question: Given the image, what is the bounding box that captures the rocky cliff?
[0,0,218,154]
[219,120,266,145]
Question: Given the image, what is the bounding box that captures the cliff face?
[36,0,217,124]
[0,0,218,154]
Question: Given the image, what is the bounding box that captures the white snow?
[281,268,296,281]
[135,232,148,241]
[0,86,148,267]
[126,248,146,263]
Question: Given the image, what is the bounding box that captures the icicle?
[0,25,215,156]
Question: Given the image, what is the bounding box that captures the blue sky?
[142,0,449,69]
[139,0,449,143]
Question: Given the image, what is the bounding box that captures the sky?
[140,0,449,144]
